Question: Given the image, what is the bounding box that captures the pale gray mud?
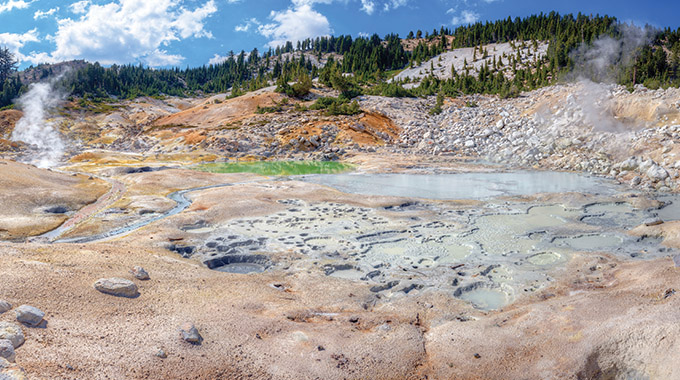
[160,170,680,310]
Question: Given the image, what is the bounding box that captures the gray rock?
[0,356,27,380]
[0,340,15,362]
[646,164,669,182]
[638,159,655,173]
[630,176,642,186]
[15,305,45,327]
[0,323,24,349]
[619,157,638,171]
[0,301,10,314]
[179,323,202,344]
[94,278,139,298]
[130,266,150,281]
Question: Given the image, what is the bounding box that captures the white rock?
[94,278,139,298]
[0,323,24,349]
[646,165,669,182]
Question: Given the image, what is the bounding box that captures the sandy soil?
[0,160,108,240]
[0,161,679,379]
[152,90,284,129]
[2,221,679,379]
[2,80,680,379]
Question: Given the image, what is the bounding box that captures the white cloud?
[0,0,33,13]
[208,53,229,65]
[258,4,331,48]
[359,0,374,15]
[276,0,403,17]
[0,29,39,62]
[291,0,335,6]
[382,0,407,12]
[235,18,260,32]
[209,51,250,65]
[33,6,58,20]
[173,1,217,39]
[69,0,90,14]
[451,10,479,25]
[31,0,217,66]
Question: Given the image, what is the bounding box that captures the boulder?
[646,164,669,182]
[94,278,139,298]
[618,157,638,171]
[0,340,15,362]
[0,300,10,314]
[0,323,24,349]
[15,305,45,327]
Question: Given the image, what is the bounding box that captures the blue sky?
[1,0,679,69]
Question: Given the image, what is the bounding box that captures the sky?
[1,0,679,70]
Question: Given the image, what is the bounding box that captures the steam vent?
[2,7,680,380]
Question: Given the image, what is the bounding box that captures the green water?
[196,161,354,176]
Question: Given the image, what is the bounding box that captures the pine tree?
[0,47,18,83]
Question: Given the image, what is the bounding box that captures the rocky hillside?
[392,41,549,87]
[2,76,679,195]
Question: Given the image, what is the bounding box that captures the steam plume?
[568,23,654,83]
[11,81,66,168]
[546,24,657,135]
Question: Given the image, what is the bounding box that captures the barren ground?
[1,79,680,379]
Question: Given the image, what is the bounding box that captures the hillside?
[391,41,549,87]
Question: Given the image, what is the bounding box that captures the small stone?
[0,323,24,349]
[15,305,45,327]
[643,218,664,227]
[179,323,202,344]
[0,340,15,362]
[291,331,308,342]
[0,301,10,314]
[130,266,150,281]
[155,348,168,359]
[630,176,642,186]
[94,278,139,298]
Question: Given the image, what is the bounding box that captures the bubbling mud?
[173,172,678,310]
